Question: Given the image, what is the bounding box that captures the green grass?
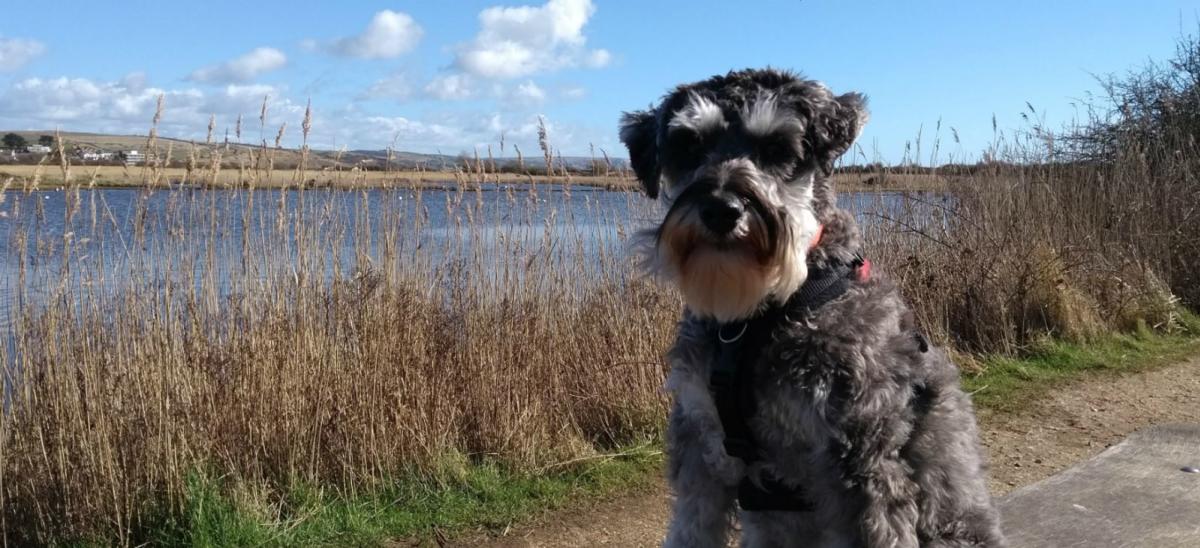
[120,446,663,547]
[965,311,1200,412]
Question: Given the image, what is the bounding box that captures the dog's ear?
[619,109,661,198]
[809,92,869,174]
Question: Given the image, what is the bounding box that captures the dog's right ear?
[619,109,661,198]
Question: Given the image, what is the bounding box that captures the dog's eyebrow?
[667,91,727,134]
[741,93,803,137]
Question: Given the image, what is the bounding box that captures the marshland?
[3,10,1200,548]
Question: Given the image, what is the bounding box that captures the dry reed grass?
[863,145,1195,357]
[0,106,678,543]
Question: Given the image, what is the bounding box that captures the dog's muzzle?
[698,193,745,236]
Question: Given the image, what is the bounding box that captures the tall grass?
[3,33,1200,544]
[864,31,1200,355]
[863,159,1188,356]
[0,129,674,543]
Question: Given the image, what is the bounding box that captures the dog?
[620,69,1006,547]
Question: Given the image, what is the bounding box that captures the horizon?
[1,1,1196,164]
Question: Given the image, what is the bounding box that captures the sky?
[0,0,1196,163]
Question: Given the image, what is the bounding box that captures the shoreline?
[0,169,951,193]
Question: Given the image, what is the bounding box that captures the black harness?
[709,254,865,512]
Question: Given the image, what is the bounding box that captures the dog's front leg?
[663,365,741,548]
[836,406,921,548]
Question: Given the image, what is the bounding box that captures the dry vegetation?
[0,164,642,190]
[0,100,686,545]
[1,35,1199,546]
[0,162,945,193]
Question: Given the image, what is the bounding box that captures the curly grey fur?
[621,69,1006,547]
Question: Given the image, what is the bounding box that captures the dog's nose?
[699,194,745,235]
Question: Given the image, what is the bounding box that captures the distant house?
[77,148,115,162]
[26,144,52,154]
[118,150,144,165]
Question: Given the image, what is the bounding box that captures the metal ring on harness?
[718,322,748,343]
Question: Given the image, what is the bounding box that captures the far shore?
[0,165,949,193]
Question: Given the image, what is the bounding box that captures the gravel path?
[450,355,1200,547]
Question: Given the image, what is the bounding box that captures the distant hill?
[0,130,629,172]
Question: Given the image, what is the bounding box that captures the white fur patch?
[668,92,726,134]
[765,175,820,303]
[741,92,802,137]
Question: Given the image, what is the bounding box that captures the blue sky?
[0,0,1195,163]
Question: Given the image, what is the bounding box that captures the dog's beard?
[640,199,821,322]
[676,246,771,322]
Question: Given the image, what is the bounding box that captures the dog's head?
[620,68,868,322]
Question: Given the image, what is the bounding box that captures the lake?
[0,185,915,331]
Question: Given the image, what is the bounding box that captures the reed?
[0,151,674,544]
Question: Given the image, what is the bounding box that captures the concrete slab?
[999,423,1200,547]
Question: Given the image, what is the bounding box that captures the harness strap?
[709,252,868,512]
[792,253,865,314]
[712,324,756,462]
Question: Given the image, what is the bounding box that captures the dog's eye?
[668,131,707,171]
[758,137,795,167]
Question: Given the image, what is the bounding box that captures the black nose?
[699,194,745,235]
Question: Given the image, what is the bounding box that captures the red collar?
[810,223,870,282]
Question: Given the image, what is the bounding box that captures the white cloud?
[362,73,414,101]
[329,10,423,59]
[321,111,583,155]
[0,76,302,141]
[187,47,287,84]
[560,85,587,100]
[411,0,606,109]
[512,81,546,102]
[424,73,476,101]
[121,72,148,93]
[497,80,546,107]
[0,75,616,155]
[1,76,198,127]
[0,36,46,72]
[454,0,609,79]
[584,48,611,68]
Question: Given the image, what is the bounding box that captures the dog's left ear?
[809,92,869,174]
[619,109,661,198]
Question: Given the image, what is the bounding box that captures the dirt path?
[456,356,1200,547]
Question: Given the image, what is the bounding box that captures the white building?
[80,151,114,161]
[119,150,144,165]
[27,144,52,154]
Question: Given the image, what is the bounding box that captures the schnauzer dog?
[620,69,1006,547]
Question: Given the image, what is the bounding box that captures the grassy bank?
[966,312,1200,411]
[132,446,664,547]
[0,163,948,192]
[0,163,642,190]
[108,324,1199,547]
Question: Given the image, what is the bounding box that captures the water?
[0,185,917,330]
[0,185,927,407]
